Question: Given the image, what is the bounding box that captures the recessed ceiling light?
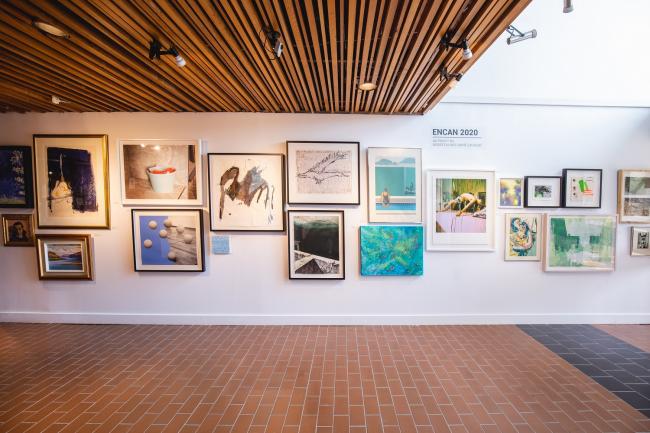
[358,82,377,92]
[33,21,69,38]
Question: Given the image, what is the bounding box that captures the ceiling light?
[439,66,462,88]
[51,95,68,105]
[358,82,377,92]
[563,0,574,13]
[441,32,473,60]
[33,21,69,38]
[149,39,186,67]
[506,25,537,45]
[262,26,283,59]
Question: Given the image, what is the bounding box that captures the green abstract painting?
[545,215,616,271]
[360,226,423,276]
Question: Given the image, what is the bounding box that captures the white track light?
[442,32,473,61]
[149,39,186,68]
[506,25,537,45]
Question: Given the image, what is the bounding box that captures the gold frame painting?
[35,234,94,280]
[33,134,110,229]
[2,213,35,247]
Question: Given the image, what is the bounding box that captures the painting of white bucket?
[119,139,202,206]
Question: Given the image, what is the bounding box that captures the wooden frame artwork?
[618,169,650,223]
[2,213,35,247]
[35,234,93,280]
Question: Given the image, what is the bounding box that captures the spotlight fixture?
[262,26,283,59]
[33,21,69,38]
[439,66,462,88]
[506,25,537,45]
[441,32,472,60]
[149,39,186,67]
[563,0,574,13]
[51,95,68,105]
[357,81,377,92]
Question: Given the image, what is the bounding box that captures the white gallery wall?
[0,0,649,324]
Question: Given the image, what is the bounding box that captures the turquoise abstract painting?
[360,226,423,276]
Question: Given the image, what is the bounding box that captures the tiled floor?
[0,324,649,433]
[595,325,650,353]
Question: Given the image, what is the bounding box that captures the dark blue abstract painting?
[47,147,97,213]
[0,146,33,208]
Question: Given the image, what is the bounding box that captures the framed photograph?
[131,209,205,272]
[524,176,562,208]
[119,139,202,206]
[286,141,359,205]
[33,134,110,229]
[426,170,495,251]
[208,153,285,232]
[630,227,650,256]
[544,215,616,272]
[360,226,423,276]
[2,213,35,246]
[562,169,602,208]
[498,177,523,208]
[288,210,344,280]
[504,213,541,261]
[618,169,650,223]
[0,146,34,208]
[367,147,422,223]
[35,234,93,280]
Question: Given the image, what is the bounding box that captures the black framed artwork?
[286,141,360,205]
[208,153,286,232]
[131,208,205,272]
[0,145,34,209]
[524,176,562,208]
[287,210,345,280]
[561,168,603,208]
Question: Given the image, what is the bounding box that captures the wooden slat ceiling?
[0,0,530,114]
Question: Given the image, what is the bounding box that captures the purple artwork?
[47,147,98,213]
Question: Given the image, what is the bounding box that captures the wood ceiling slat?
[0,0,531,113]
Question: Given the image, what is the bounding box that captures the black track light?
[440,66,462,88]
[262,26,283,59]
[149,39,186,67]
[441,32,473,60]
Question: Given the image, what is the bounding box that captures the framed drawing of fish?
[207,153,285,232]
[33,135,110,229]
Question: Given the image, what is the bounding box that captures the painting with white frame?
[426,169,495,251]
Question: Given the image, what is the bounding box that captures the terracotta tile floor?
[1,324,649,433]
[596,325,650,353]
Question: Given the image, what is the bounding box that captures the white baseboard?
[0,312,648,325]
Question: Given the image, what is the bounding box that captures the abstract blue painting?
[0,146,33,208]
[360,226,423,276]
[211,235,230,255]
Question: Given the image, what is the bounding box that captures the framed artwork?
[618,169,650,223]
[118,139,202,206]
[360,226,423,276]
[35,234,93,280]
[131,209,205,272]
[504,213,541,261]
[0,146,34,208]
[288,210,344,280]
[630,227,650,256]
[426,169,495,251]
[498,177,523,208]
[543,215,616,272]
[286,141,360,205]
[367,147,422,223]
[33,134,110,229]
[524,176,562,208]
[562,169,602,208]
[208,153,285,232]
[2,213,34,247]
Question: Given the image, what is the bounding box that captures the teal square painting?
[360,226,423,276]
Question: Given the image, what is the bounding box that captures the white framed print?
[119,139,202,206]
[631,226,650,256]
[524,176,562,208]
[367,147,422,223]
[426,169,495,251]
[504,213,542,261]
[286,141,360,205]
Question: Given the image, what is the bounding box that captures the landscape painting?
[132,209,204,272]
[0,146,33,208]
[618,170,650,223]
[544,215,616,272]
[436,178,487,233]
[208,153,285,231]
[499,178,523,208]
[34,135,110,229]
[360,226,423,276]
[504,213,541,261]
[36,234,93,280]
[367,148,421,223]
[287,141,359,204]
[288,210,344,279]
[120,139,202,206]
